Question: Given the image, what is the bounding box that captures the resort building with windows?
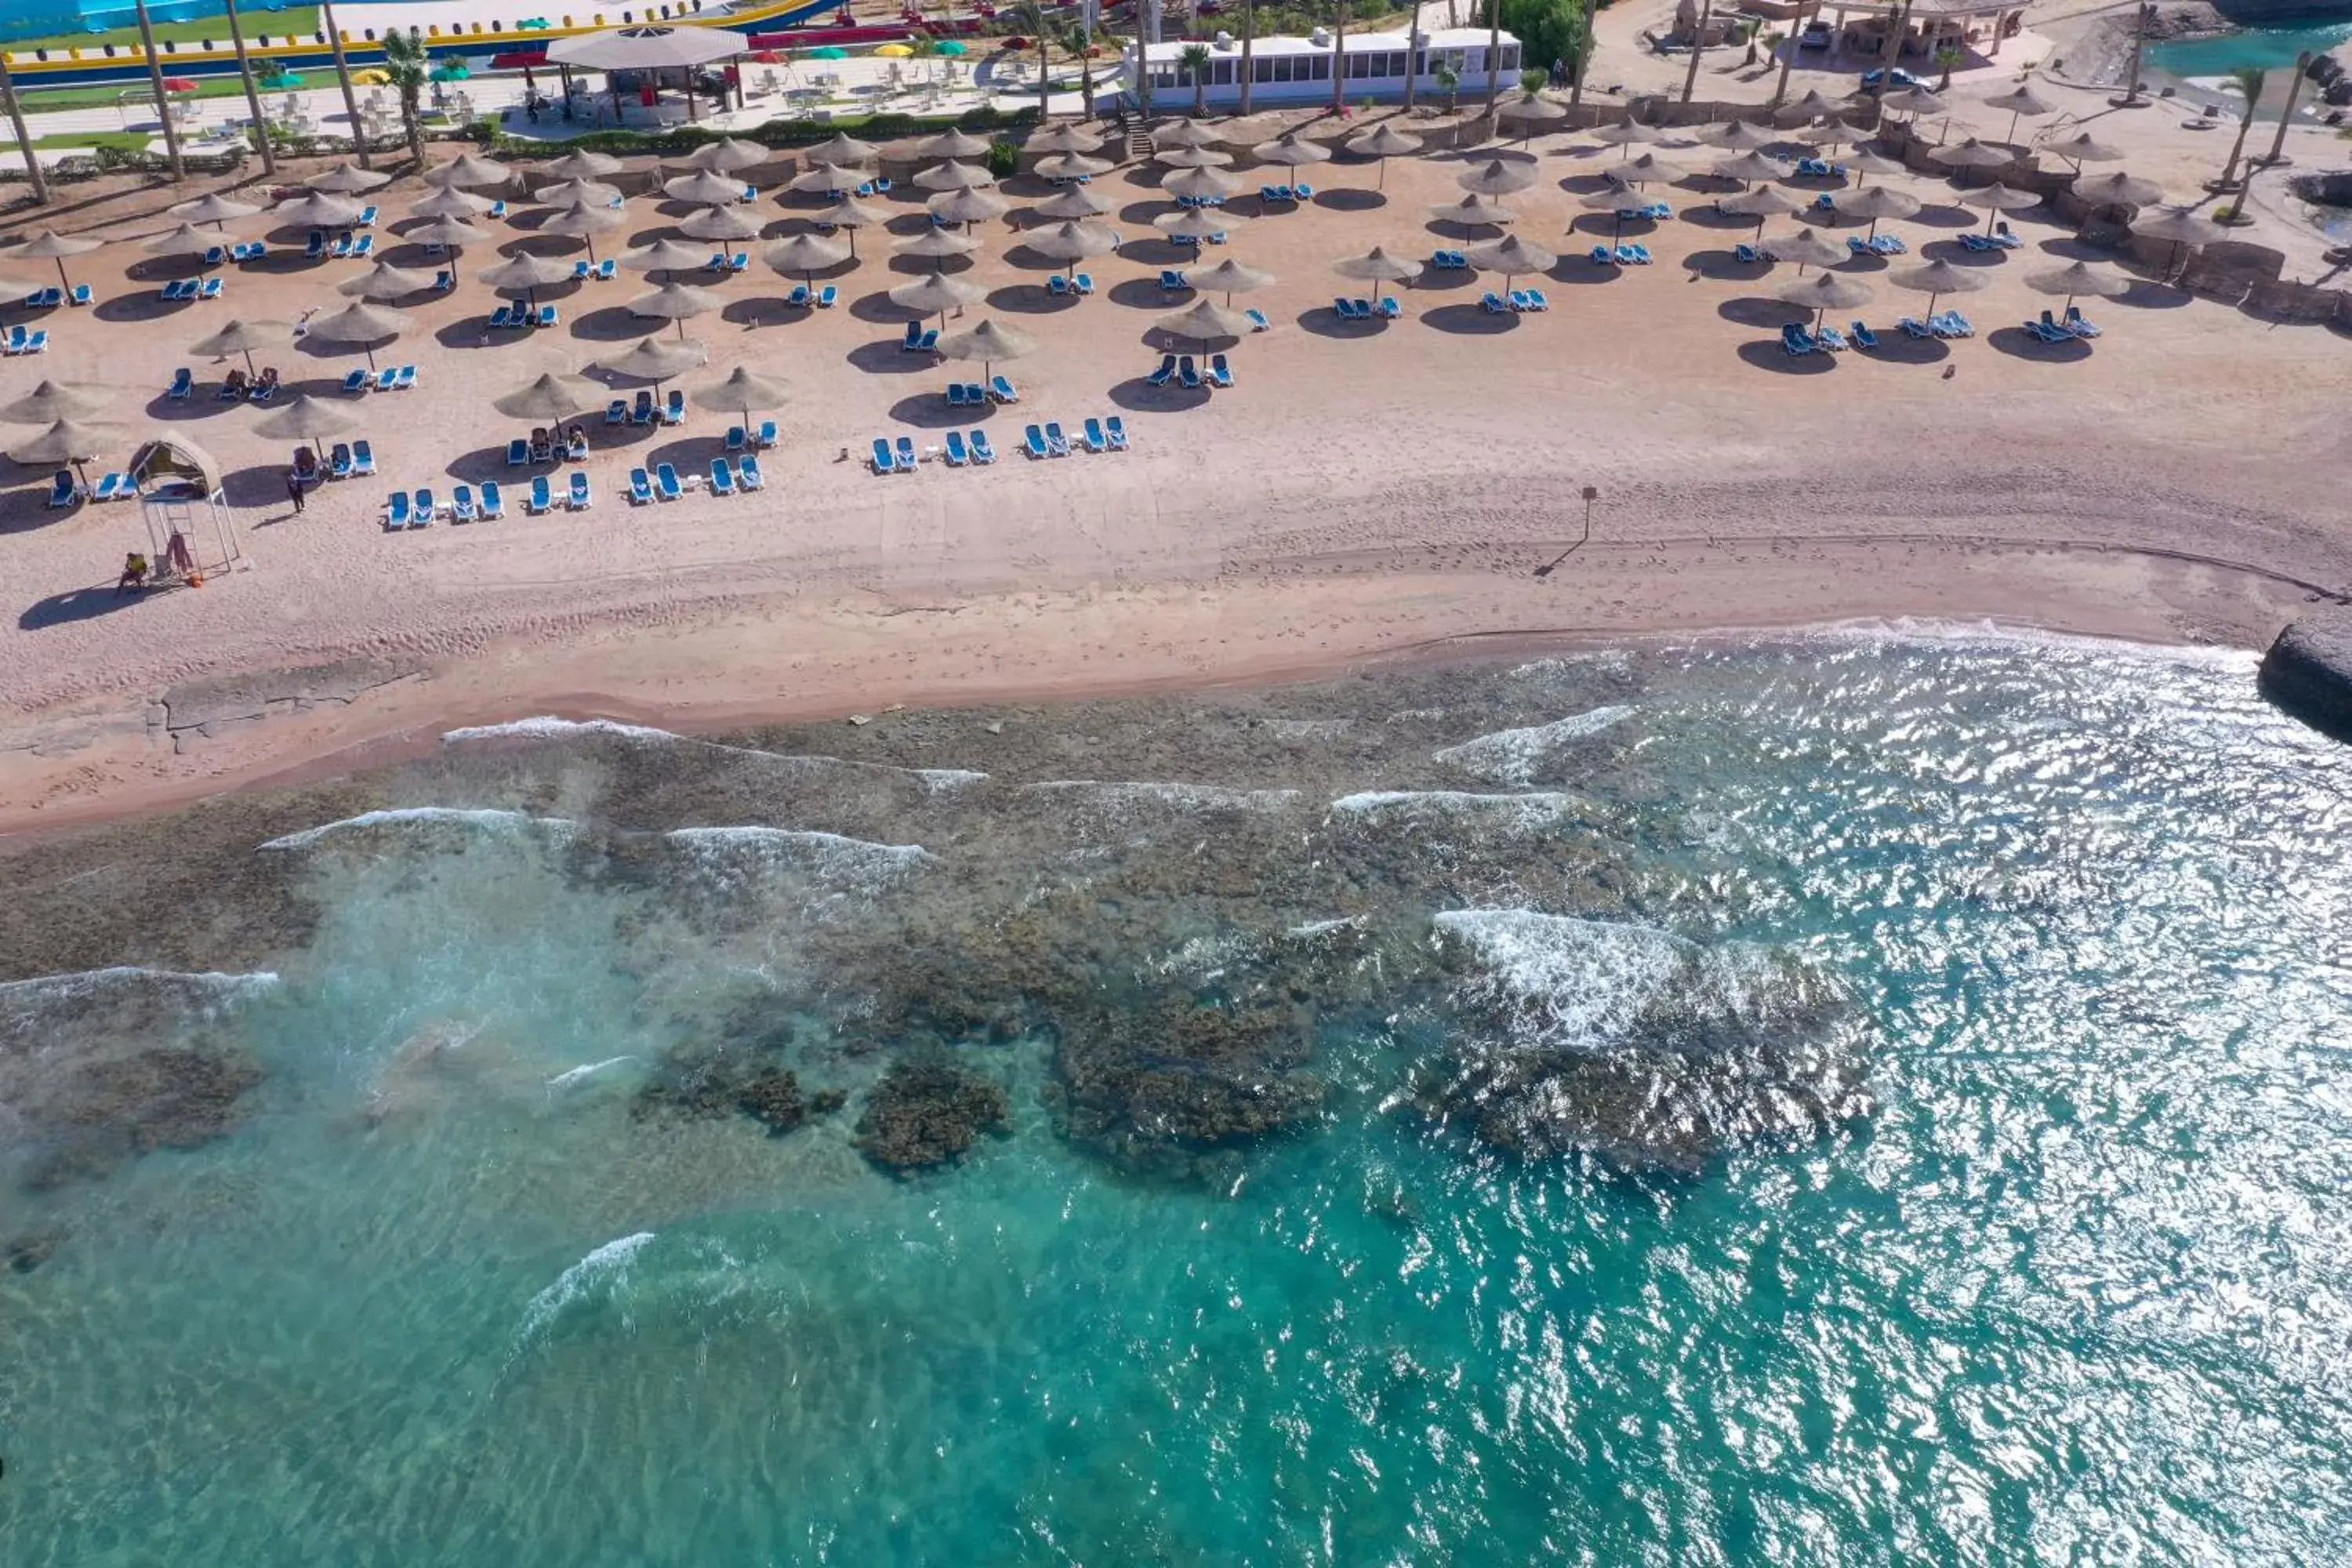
[1123,27,1521,111]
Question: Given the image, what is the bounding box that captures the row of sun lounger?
[628,456,766,502]
[49,469,139,506]
[3,325,51,354]
[781,283,840,308]
[1591,245,1656,267]
[302,229,376,260]
[326,365,418,394]
[1258,183,1316,204]
[2028,307,2103,341]
[1145,352,1234,390]
[487,303,561,331]
[945,376,1019,406]
[1846,234,1908,256]
[385,472,590,529]
[1429,249,1472,270]
[1479,289,1552,314]
[1959,228,2027,252]
[306,440,379,480]
[900,321,941,354]
[158,278,226,302]
[704,252,752,274]
[18,285,89,309]
[1333,296,1402,320]
[1047,274,1096,296]
[1022,419,1130,457]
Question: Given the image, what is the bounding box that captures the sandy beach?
[2,59,2347,832]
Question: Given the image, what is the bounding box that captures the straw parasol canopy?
[423,151,516,188]
[2044,131,2125,167]
[1982,80,2058,141]
[594,335,710,383]
[627,281,724,337]
[534,178,624,211]
[275,191,365,230]
[1154,119,1226,150]
[685,136,768,172]
[1710,151,1787,186]
[1185,256,1273,302]
[1033,183,1119,220]
[1933,137,2016,175]
[1156,144,1236,169]
[0,269,46,299]
[1775,269,1874,323]
[765,231,854,280]
[663,169,748,206]
[1347,122,1423,158]
[889,270,986,328]
[492,369,604,421]
[169,191,262,228]
[1957,182,2041,233]
[1836,183,1922,234]
[11,229,103,263]
[1875,85,1948,118]
[1255,131,1335,170]
[1021,220,1122,261]
[1333,245,1425,283]
[806,131,884,167]
[145,222,221,261]
[540,204,626,258]
[810,193,887,230]
[916,127,994,160]
[2134,208,2228,273]
[1155,205,1252,241]
[1163,165,1243,203]
[412,186,494,220]
[188,317,291,373]
[1026,123,1106,155]
[2073,170,2164,209]
[621,235,717,274]
[303,299,412,367]
[913,159,997,192]
[1773,89,1846,128]
[1697,118,1780,152]
[1760,227,1846,272]
[1718,185,1803,222]
[935,317,1040,380]
[2024,257,2131,302]
[691,364,793,422]
[405,216,491,249]
[307,162,390,194]
[1153,297,1253,347]
[7,418,120,486]
[1843,144,1911,183]
[1496,93,1570,134]
[929,188,1013,228]
[681,204,764,242]
[1036,152,1115,181]
[1465,233,1558,285]
[1458,158,1541,197]
[0,379,110,424]
[1608,151,1685,185]
[477,251,579,297]
[1429,193,1518,229]
[789,163,870,195]
[542,147,623,180]
[1887,256,1990,313]
[255,393,358,455]
[338,260,439,299]
[1583,118,1652,148]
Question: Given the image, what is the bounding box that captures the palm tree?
[1483,0,1504,117]
[1402,0,1423,111]
[1769,20,1798,106]
[1239,0,1258,114]
[1565,0,1593,107]
[1181,42,1214,114]
[380,27,429,165]
[319,0,368,168]
[132,0,184,180]
[1058,22,1097,118]
[0,56,49,203]
[2214,66,2267,193]
[1934,44,1962,90]
[1678,0,1713,104]
[222,0,276,175]
[1011,2,1054,122]
[1436,58,1461,114]
[1330,0,1351,114]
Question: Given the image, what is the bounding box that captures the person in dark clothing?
[286,470,305,514]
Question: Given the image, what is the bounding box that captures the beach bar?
[1124,27,1520,111]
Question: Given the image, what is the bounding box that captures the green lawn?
[0,130,158,153]
[19,74,274,114]
[4,6,321,56]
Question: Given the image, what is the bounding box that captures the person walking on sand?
[286,470,305,514]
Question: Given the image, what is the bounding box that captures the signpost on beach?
[1534,487,1600,577]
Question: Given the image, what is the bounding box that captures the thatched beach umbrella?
[1710,151,1787,187]
[303,299,412,368]
[275,191,365,230]
[1608,151,1685,186]
[307,162,390,194]
[338,260,439,300]
[627,281,724,339]
[1583,118,1652,149]
[2134,207,2227,274]
[1981,80,2058,143]
[1156,145,1236,170]
[1154,119,1226,150]
[541,147,622,180]
[255,392,358,457]
[663,169,747,207]
[533,178,623,212]
[1345,122,1423,188]
[146,223,222,268]
[1759,227,1846,273]
[6,418,119,491]
[8,229,104,293]
[915,127,994,161]
[2074,170,2164,209]
[889,270,986,328]
[691,365,792,429]
[0,379,110,425]
[1773,90,1846,129]
[1579,185,1653,245]
[170,191,261,229]
[1957,182,2041,234]
[1022,220,1121,263]
[1033,183,1118,220]
[1163,165,1243,203]
[1256,131,1335,171]
[422,151,515,189]
[765,231,854,285]
[1036,152,1115,182]
[1934,137,2016,178]
[685,136,768,172]
[1836,183,1922,237]
[541,203,626,261]
[789,163,870,196]
[1465,233,1558,292]
[1697,118,1780,152]
[914,159,996,193]
[806,131,884,167]
[681,204,763,242]
[621,236,716,277]
[1156,205,1251,241]
[1887,256,1989,316]
[935,317,1039,384]
[1429,193,1518,230]
[2044,131,2125,169]
[1026,123,1106,155]
[1458,158,1540,197]
[412,186,495,221]
[477,251,579,303]
[928,188,1011,229]
[405,216,491,251]
[1153,297,1252,350]
[188,317,291,375]
[1775,268,1874,328]
[594,334,710,387]
[1717,186,1803,239]
[1875,84,1948,120]
[1497,93,1570,141]
[1334,245,1425,286]
[1843,144,1911,186]
[1185,256,1272,304]
[2024,258,2132,313]
[493,369,604,423]
[810,194,888,254]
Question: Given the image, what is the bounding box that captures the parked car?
[1858,65,1925,90]
[1798,19,1832,49]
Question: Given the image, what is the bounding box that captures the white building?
[1123,27,1523,110]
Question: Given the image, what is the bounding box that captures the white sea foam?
[444,717,995,788]
[546,1055,638,1091]
[1287,916,1363,938]
[442,717,682,745]
[259,808,573,851]
[1258,717,1356,741]
[1329,790,1579,831]
[0,965,281,1003]
[663,828,936,910]
[1432,707,1636,785]
[517,1232,656,1344]
[914,768,990,792]
[1434,909,1777,1051]
[1024,781,1303,812]
[665,826,935,866]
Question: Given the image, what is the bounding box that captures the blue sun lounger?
[528,474,553,514]
[631,390,655,426]
[2062,305,2102,338]
[1781,322,1817,355]
[1082,416,1107,453]
[45,470,77,508]
[411,487,435,524]
[330,442,353,479]
[738,456,764,491]
[991,375,1018,404]
[568,472,591,510]
[351,439,375,477]
[710,458,736,496]
[1849,320,1881,350]
[895,435,917,470]
[663,390,684,425]
[816,285,837,307]
[506,437,531,466]
[786,284,811,308]
[1482,291,1510,314]
[384,490,409,529]
[630,467,654,504]
[342,368,370,395]
[166,367,194,399]
[607,399,628,426]
[967,429,996,464]
[655,462,682,500]
[1105,416,1129,452]
[1208,353,1233,388]
[1147,353,1176,387]
[872,437,897,474]
[944,430,969,466]
[1044,421,1071,456]
[480,481,505,519]
[1023,423,1048,459]
[1816,324,1850,351]
[1245,307,1270,331]
[1178,356,1203,390]
[451,484,477,523]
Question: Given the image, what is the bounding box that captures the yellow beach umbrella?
[875,43,913,56]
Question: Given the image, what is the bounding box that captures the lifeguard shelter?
[129,437,239,581]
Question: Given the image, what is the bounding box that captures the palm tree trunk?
[1484,0,1504,116]
[1403,0,1421,110]
[1770,21,1798,105]
[322,0,370,168]
[1240,0,1256,114]
[0,56,49,204]
[1678,0,1711,105]
[2259,53,2308,167]
[1331,0,1348,114]
[222,0,276,176]
[133,0,184,181]
[2217,109,2254,191]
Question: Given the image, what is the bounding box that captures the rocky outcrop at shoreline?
[2259,613,2352,740]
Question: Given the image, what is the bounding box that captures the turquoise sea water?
[5,630,2352,1566]
[2147,20,2352,77]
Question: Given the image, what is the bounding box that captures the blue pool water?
[2147,20,2352,77]
[3,629,2350,1565]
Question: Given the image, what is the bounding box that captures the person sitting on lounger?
[116,552,150,595]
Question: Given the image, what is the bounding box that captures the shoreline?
[0,532,2316,841]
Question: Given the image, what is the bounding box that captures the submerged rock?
[1049,998,1326,1178]
[854,1059,1009,1171]
[17,1046,267,1191]
[734,1070,808,1135]
[2259,613,2352,742]
[5,1227,67,1273]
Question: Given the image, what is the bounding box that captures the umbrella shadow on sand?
[567,307,662,343]
[845,340,938,376]
[887,394,979,429]
[1682,249,1774,281]
[1298,306,1387,339]
[982,284,1078,315]
[1312,189,1386,213]
[1864,332,1951,365]
[1921,239,2008,266]
[92,296,195,327]
[1719,296,1802,328]
[1735,339,1838,375]
[1421,303,1520,336]
[441,441,523,481]
[1108,377,1210,412]
[1989,325,2092,361]
[431,321,515,352]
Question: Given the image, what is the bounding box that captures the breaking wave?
[1329,790,1581,831]
[1023,781,1303,813]
[1432,707,1635,785]
[1432,909,1778,1052]
[259,808,574,851]
[514,1232,658,1345]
